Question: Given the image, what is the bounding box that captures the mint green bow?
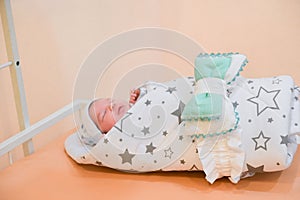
[182,53,246,121]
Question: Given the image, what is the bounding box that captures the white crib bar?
[0,0,32,156]
[0,101,82,157]
[0,61,12,69]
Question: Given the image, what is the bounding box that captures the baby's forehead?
[88,99,106,119]
[92,98,112,108]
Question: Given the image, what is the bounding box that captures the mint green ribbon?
[182,53,233,121]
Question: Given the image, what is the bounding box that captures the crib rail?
[0,61,12,69]
[0,0,83,165]
[0,0,33,157]
[0,101,82,157]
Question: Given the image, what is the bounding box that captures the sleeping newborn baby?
[88,89,141,133]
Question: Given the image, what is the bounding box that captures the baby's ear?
[88,103,99,127]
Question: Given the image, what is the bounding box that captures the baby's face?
[89,98,129,133]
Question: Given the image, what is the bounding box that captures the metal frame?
[0,101,82,157]
[0,0,32,157]
[0,0,80,164]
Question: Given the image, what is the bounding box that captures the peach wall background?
[0,0,299,169]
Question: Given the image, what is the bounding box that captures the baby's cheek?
[102,117,116,132]
[96,120,102,130]
[108,120,116,130]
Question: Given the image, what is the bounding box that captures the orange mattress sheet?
[0,130,300,200]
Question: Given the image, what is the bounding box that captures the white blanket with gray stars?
[65,75,300,183]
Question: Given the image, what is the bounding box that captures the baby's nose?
[106,105,113,111]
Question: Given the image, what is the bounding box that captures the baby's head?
[88,98,130,133]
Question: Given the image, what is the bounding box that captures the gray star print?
[227,89,232,97]
[145,142,156,155]
[96,161,102,166]
[247,164,264,173]
[164,147,174,159]
[145,99,151,106]
[232,101,239,109]
[166,87,177,94]
[119,149,135,165]
[272,79,282,84]
[141,126,150,135]
[171,101,185,124]
[189,164,200,171]
[247,87,280,116]
[252,131,271,151]
[163,131,168,136]
[104,138,109,144]
[280,135,292,147]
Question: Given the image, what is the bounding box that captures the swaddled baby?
[68,53,300,184]
[89,88,143,133]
